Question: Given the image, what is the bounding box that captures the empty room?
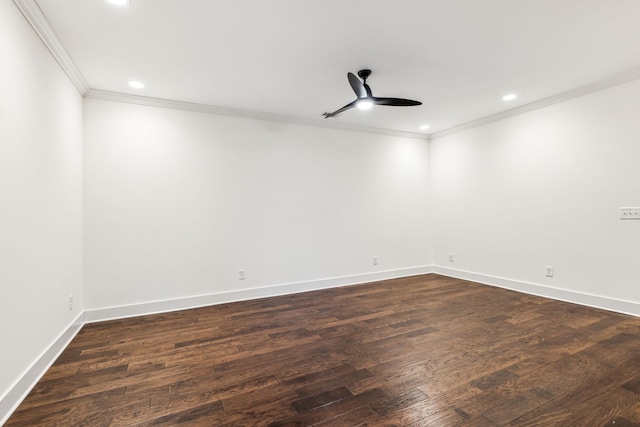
[2,0,640,425]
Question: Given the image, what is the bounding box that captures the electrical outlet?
[620,207,640,219]
[69,295,73,311]
[373,256,378,266]
[449,253,454,262]
[545,266,554,278]
[238,269,246,280]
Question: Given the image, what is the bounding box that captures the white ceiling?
[33,0,640,135]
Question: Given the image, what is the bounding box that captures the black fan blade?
[348,73,367,98]
[372,97,422,106]
[323,99,357,118]
[363,83,373,98]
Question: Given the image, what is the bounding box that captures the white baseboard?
[1,267,432,423]
[4,266,637,424]
[84,265,435,323]
[0,312,85,426]
[433,266,640,317]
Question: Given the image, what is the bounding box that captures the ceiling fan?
[323,69,422,118]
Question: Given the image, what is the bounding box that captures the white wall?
[431,78,640,312]
[0,0,83,412]
[83,99,431,311]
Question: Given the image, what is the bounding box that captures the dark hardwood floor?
[7,274,640,426]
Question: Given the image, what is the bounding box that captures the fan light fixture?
[356,99,374,110]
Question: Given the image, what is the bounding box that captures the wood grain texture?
[7,274,640,426]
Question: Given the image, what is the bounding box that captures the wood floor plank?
[505,354,640,426]
[619,402,640,424]
[561,387,640,426]
[506,402,571,427]
[291,386,352,413]
[267,388,388,426]
[7,274,640,426]
[604,418,640,427]
[293,368,375,399]
[482,387,553,425]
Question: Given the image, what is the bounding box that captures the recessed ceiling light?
[419,124,430,130]
[356,99,373,110]
[503,93,517,101]
[106,0,130,6]
[128,81,145,89]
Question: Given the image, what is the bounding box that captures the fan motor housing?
[357,69,372,80]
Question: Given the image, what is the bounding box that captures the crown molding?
[13,0,89,94]
[430,66,640,140]
[18,0,639,141]
[11,0,421,139]
[85,89,430,140]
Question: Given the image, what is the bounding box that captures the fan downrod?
[357,69,372,82]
